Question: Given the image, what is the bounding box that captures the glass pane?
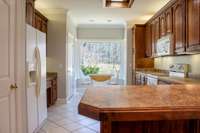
[80,41,121,76]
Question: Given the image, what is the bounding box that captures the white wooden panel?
[0,0,9,80]
[0,97,9,133]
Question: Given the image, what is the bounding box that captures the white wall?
[126,27,133,85]
[66,13,77,100]
[155,54,200,75]
[77,25,124,40]
[46,11,68,99]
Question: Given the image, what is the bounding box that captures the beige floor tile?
[87,123,100,132]
[42,127,70,133]
[37,129,46,133]
[38,93,100,133]
[73,127,96,133]
[42,121,59,129]
[60,111,74,117]
[47,114,65,123]
[78,118,98,126]
[54,118,74,126]
[66,114,87,122]
[62,122,84,132]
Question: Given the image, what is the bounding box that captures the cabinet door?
[35,13,42,31]
[26,0,35,26]
[154,18,160,55]
[166,8,173,34]
[160,14,166,37]
[151,22,156,56]
[186,0,200,52]
[173,0,186,54]
[145,24,152,57]
[155,18,160,41]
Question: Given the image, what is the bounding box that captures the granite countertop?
[79,85,200,121]
[136,70,200,84]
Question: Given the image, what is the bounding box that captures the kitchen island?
[78,85,200,133]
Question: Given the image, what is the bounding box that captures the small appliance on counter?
[169,64,189,78]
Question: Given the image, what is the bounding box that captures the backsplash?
[154,54,200,75]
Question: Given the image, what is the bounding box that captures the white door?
[0,0,17,133]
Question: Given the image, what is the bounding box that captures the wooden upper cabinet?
[160,14,166,37]
[35,10,48,33]
[26,0,48,33]
[151,22,156,56]
[173,0,186,54]
[155,18,160,41]
[26,0,35,26]
[153,18,160,55]
[186,0,200,52]
[145,24,152,57]
[166,8,173,34]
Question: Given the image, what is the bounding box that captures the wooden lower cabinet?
[47,73,57,107]
[110,120,200,133]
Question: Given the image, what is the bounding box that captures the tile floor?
[37,93,100,133]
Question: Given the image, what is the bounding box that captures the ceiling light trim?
[103,0,134,8]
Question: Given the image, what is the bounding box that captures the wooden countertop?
[78,85,200,121]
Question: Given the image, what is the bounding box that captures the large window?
[80,41,122,75]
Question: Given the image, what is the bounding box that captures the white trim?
[15,0,27,133]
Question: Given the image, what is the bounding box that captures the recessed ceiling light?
[111,0,126,1]
[89,19,95,22]
[107,19,112,22]
[104,0,134,8]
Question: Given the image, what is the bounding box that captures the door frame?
[15,0,27,133]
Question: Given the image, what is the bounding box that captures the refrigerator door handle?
[34,47,41,97]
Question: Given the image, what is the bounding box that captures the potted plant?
[81,65,100,76]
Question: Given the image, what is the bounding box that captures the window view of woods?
[80,41,121,75]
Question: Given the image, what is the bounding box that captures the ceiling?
[35,0,170,27]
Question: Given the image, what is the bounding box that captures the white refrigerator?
[26,24,47,133]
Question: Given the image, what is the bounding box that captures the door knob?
[10,83,18,90]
